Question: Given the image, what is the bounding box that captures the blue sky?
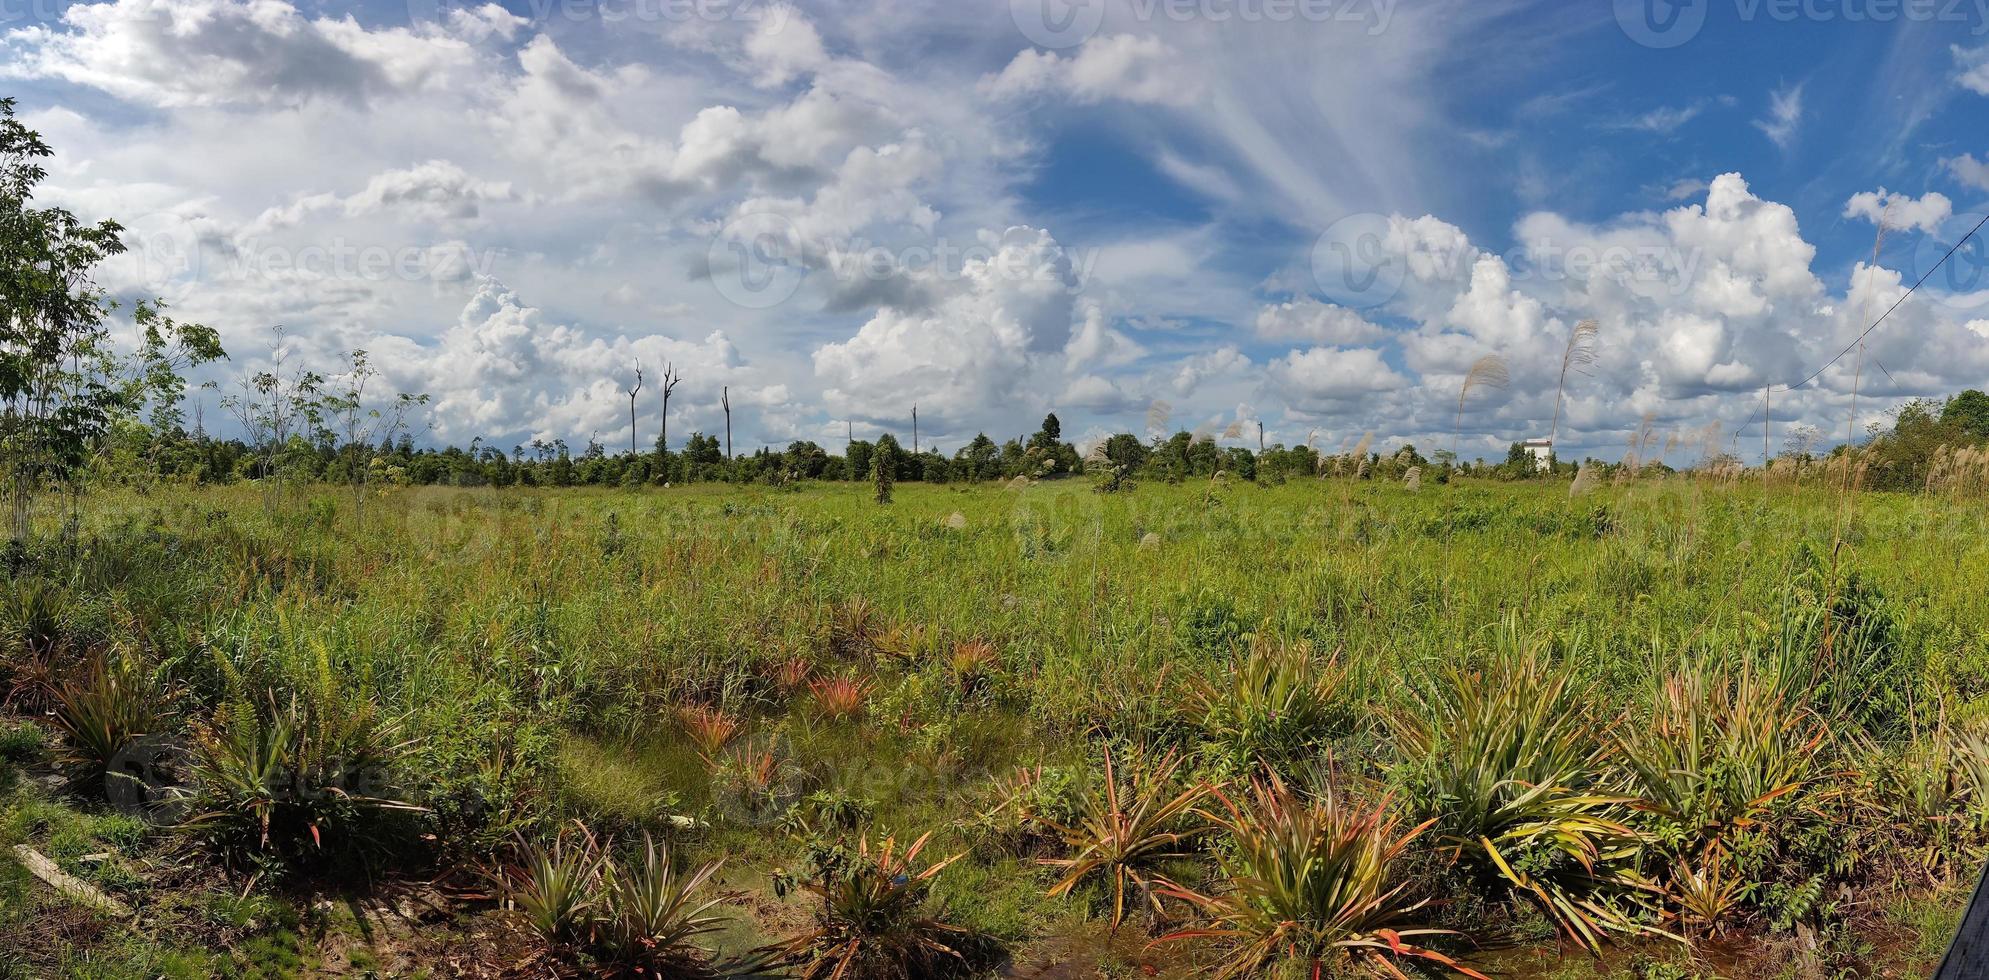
[3,0,1987,462]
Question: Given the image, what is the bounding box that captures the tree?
[955,433,997,482]
[222,326,325,505]
[1102,432,1149,470]
[3,98,180,544]
[785,440,829,479]
[656,361,682,458]
[622,360,643,456]
[1944,389,1989,440]
[846,439,874,484]
[322,348,427,514]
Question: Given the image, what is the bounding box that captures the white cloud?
[1957,44,1989,95]
[982,34,1199,106]
[1267,347,1407,409]
[1254,299,1388,345]
[812,226,1084,432]
[1754,82,1804,149]
[1610,103,1703,135]
[1,0,490,108]
[1843,188,1953,235]
[1945,154,1989,192]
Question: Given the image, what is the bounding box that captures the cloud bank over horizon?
[5,0,1987,463]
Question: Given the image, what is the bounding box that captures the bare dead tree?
[657,362,682,456]
[721,386,732,460]
[912,406,919,456]
[624,360,644,456]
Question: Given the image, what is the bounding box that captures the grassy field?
[3,476,1988,977]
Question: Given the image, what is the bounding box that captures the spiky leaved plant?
[1393,629,1653,951]
[769,832,968,980]
[1157,774,1487,980]
[1037,745,1211,930]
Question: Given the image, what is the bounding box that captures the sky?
[3,0,1988,464]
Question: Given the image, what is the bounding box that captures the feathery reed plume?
[1220,419,1244,440]
[1451,354,1510,462]
[1549,319,1600,453]
[1190,423,1216,445]
[1350,430,1373,464]
[1403,466,1421,491]
[1083,441,1109,465]
[1569,462,1599,498]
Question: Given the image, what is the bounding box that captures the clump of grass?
[1186,638,1350,775]
[1619,661,1827,931]
[948,639,998,691]
[773,656,814,697]
[1158,774,1486,979]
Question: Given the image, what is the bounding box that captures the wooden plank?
[9,844,132,918]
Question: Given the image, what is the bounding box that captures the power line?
[1782,211,1989,392]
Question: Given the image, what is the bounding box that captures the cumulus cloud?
[1255,299,1389,345]
[1,0,491,108]
[1957,44,1989,95]
[1268,347,1407,410]
[244,161,516,235]
[982,34,1199,106]
[812,227,1084,432]
[10,0,1987,461]
[1844,188,1953,235]
[1945,154,1989,192]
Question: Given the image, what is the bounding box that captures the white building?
[1521,438,1554,471]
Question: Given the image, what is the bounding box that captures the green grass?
[3,475,1987,975]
